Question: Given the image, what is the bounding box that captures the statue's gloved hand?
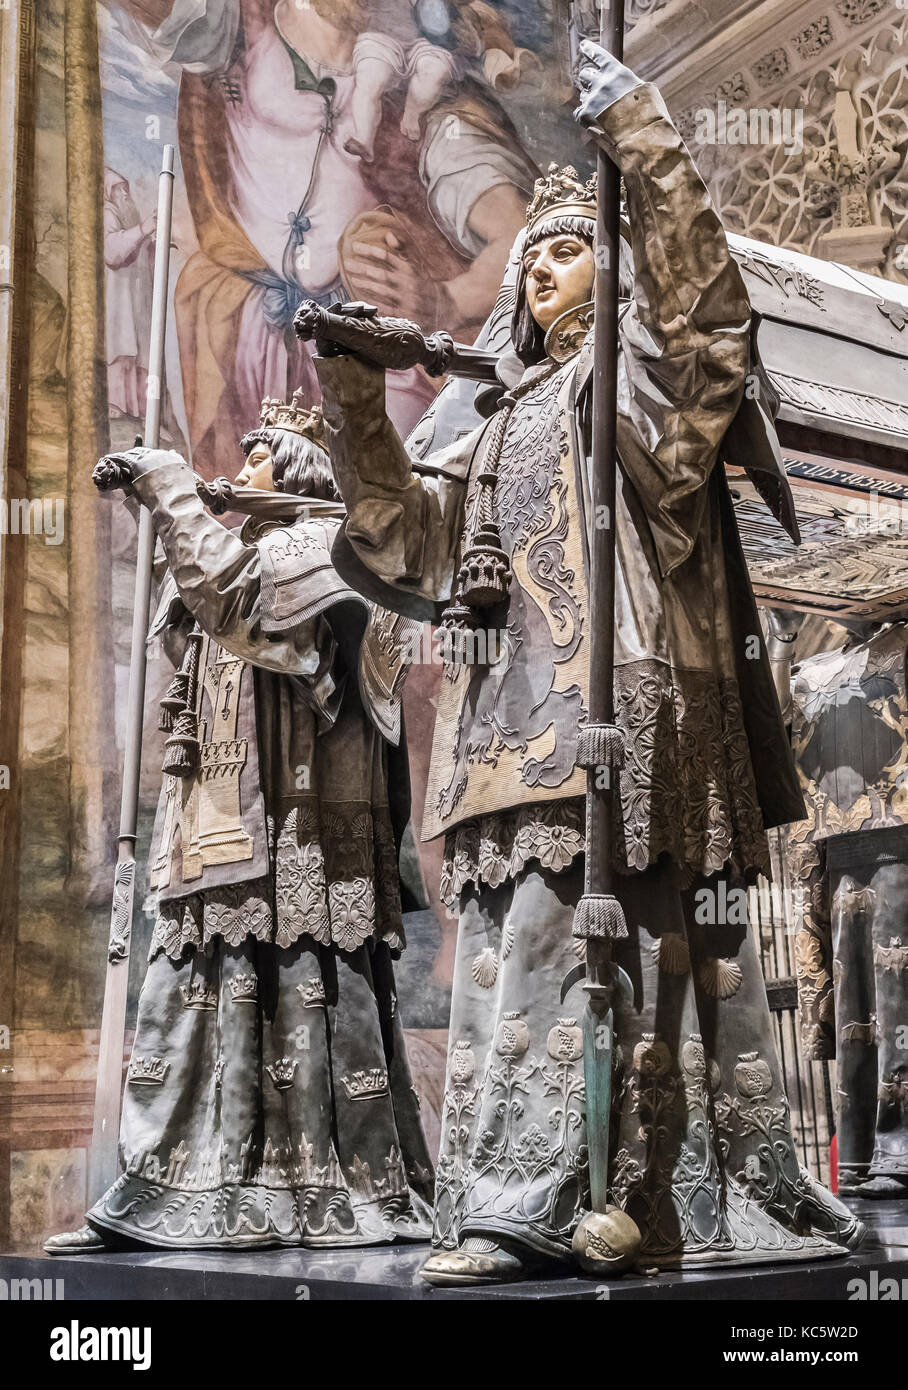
[92,447,187,494]
[574,39,643,129]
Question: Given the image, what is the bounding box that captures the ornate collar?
[543,300,595,364]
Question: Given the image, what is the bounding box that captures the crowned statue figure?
[45,395,434,1253]
[310,42,864,1284]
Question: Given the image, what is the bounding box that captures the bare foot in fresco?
[343,136,374,163]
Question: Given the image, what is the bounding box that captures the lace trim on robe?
[149,802,405,960]
[440,665,771,906]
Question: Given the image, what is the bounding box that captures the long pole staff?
[88,146,176,1201]
[569,3,643,1274]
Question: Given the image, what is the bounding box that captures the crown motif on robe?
[297,978,327,1008]
[526,163,597,235]
[266,1057,298,1091]
[179,982,218,1011]
[127,1055,170,1086]
[228,972,259,1005]
[340,1068,390,1101]
[258,389,329,453]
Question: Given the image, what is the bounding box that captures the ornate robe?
[87,459,434,1249]
[314,84,860,1265]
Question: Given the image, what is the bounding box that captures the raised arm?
[95,448,331,687]
[315,353,484,606]
[577,43,751,576]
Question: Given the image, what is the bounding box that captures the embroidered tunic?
[317,81,804,897]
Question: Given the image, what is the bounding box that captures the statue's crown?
[259,389,329,453]
[526,163,597,235]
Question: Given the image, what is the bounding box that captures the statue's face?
[235,442,275,492]
[523,232,595,332]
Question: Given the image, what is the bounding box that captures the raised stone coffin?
[727,235,908,620]
[731,234,908,466]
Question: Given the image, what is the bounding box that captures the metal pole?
[569,0,643,1275]
[88,146,175,1202]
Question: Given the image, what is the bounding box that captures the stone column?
[63,0,116,906]
[0,0,37,1250]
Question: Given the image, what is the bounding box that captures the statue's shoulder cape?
[150,495,417,746]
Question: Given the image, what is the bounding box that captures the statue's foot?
[848,1174,908,1200]
[43,1224,111,1256]
[419,1236,561,1287]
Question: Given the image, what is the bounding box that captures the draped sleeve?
[315,353,488,607]
[590,83,751,578]
[130,452,337,709]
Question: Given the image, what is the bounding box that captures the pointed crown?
[258,389,329,454]
[526,163,597,235]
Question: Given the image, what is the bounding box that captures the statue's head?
[237,393,339,500]
[511,164,597,365]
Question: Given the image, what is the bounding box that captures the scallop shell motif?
[698,956,743,999]
[571,935,587,960]
[651,933,690,975]
[471,947,499,989]
[501,920,515,961]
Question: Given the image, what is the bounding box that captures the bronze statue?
[45,398,433,1252]
[783,623,908,1199]
[300,42,863,1285]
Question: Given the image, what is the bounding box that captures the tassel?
[161,628,202,777]
[576,722,625,771]
[458,415,513,609]
[162,708,201,777]
[446,367,559,661]
[158,670,190,732]
[436,598,480,673]
[572,893,628,941]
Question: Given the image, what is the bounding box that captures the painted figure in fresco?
[312,42,864,1283]
[346,0,461,158]
[45,398,433,1252]
[107,0,539,466]
[103,168,157,420]
[345,0,536,159]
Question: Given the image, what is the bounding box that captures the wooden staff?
[568,1,643,1275]
[88,146,175,1201]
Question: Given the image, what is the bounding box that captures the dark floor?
[1,1198,905,1300]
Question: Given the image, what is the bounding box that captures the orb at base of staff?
[572,1206,642,1275]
